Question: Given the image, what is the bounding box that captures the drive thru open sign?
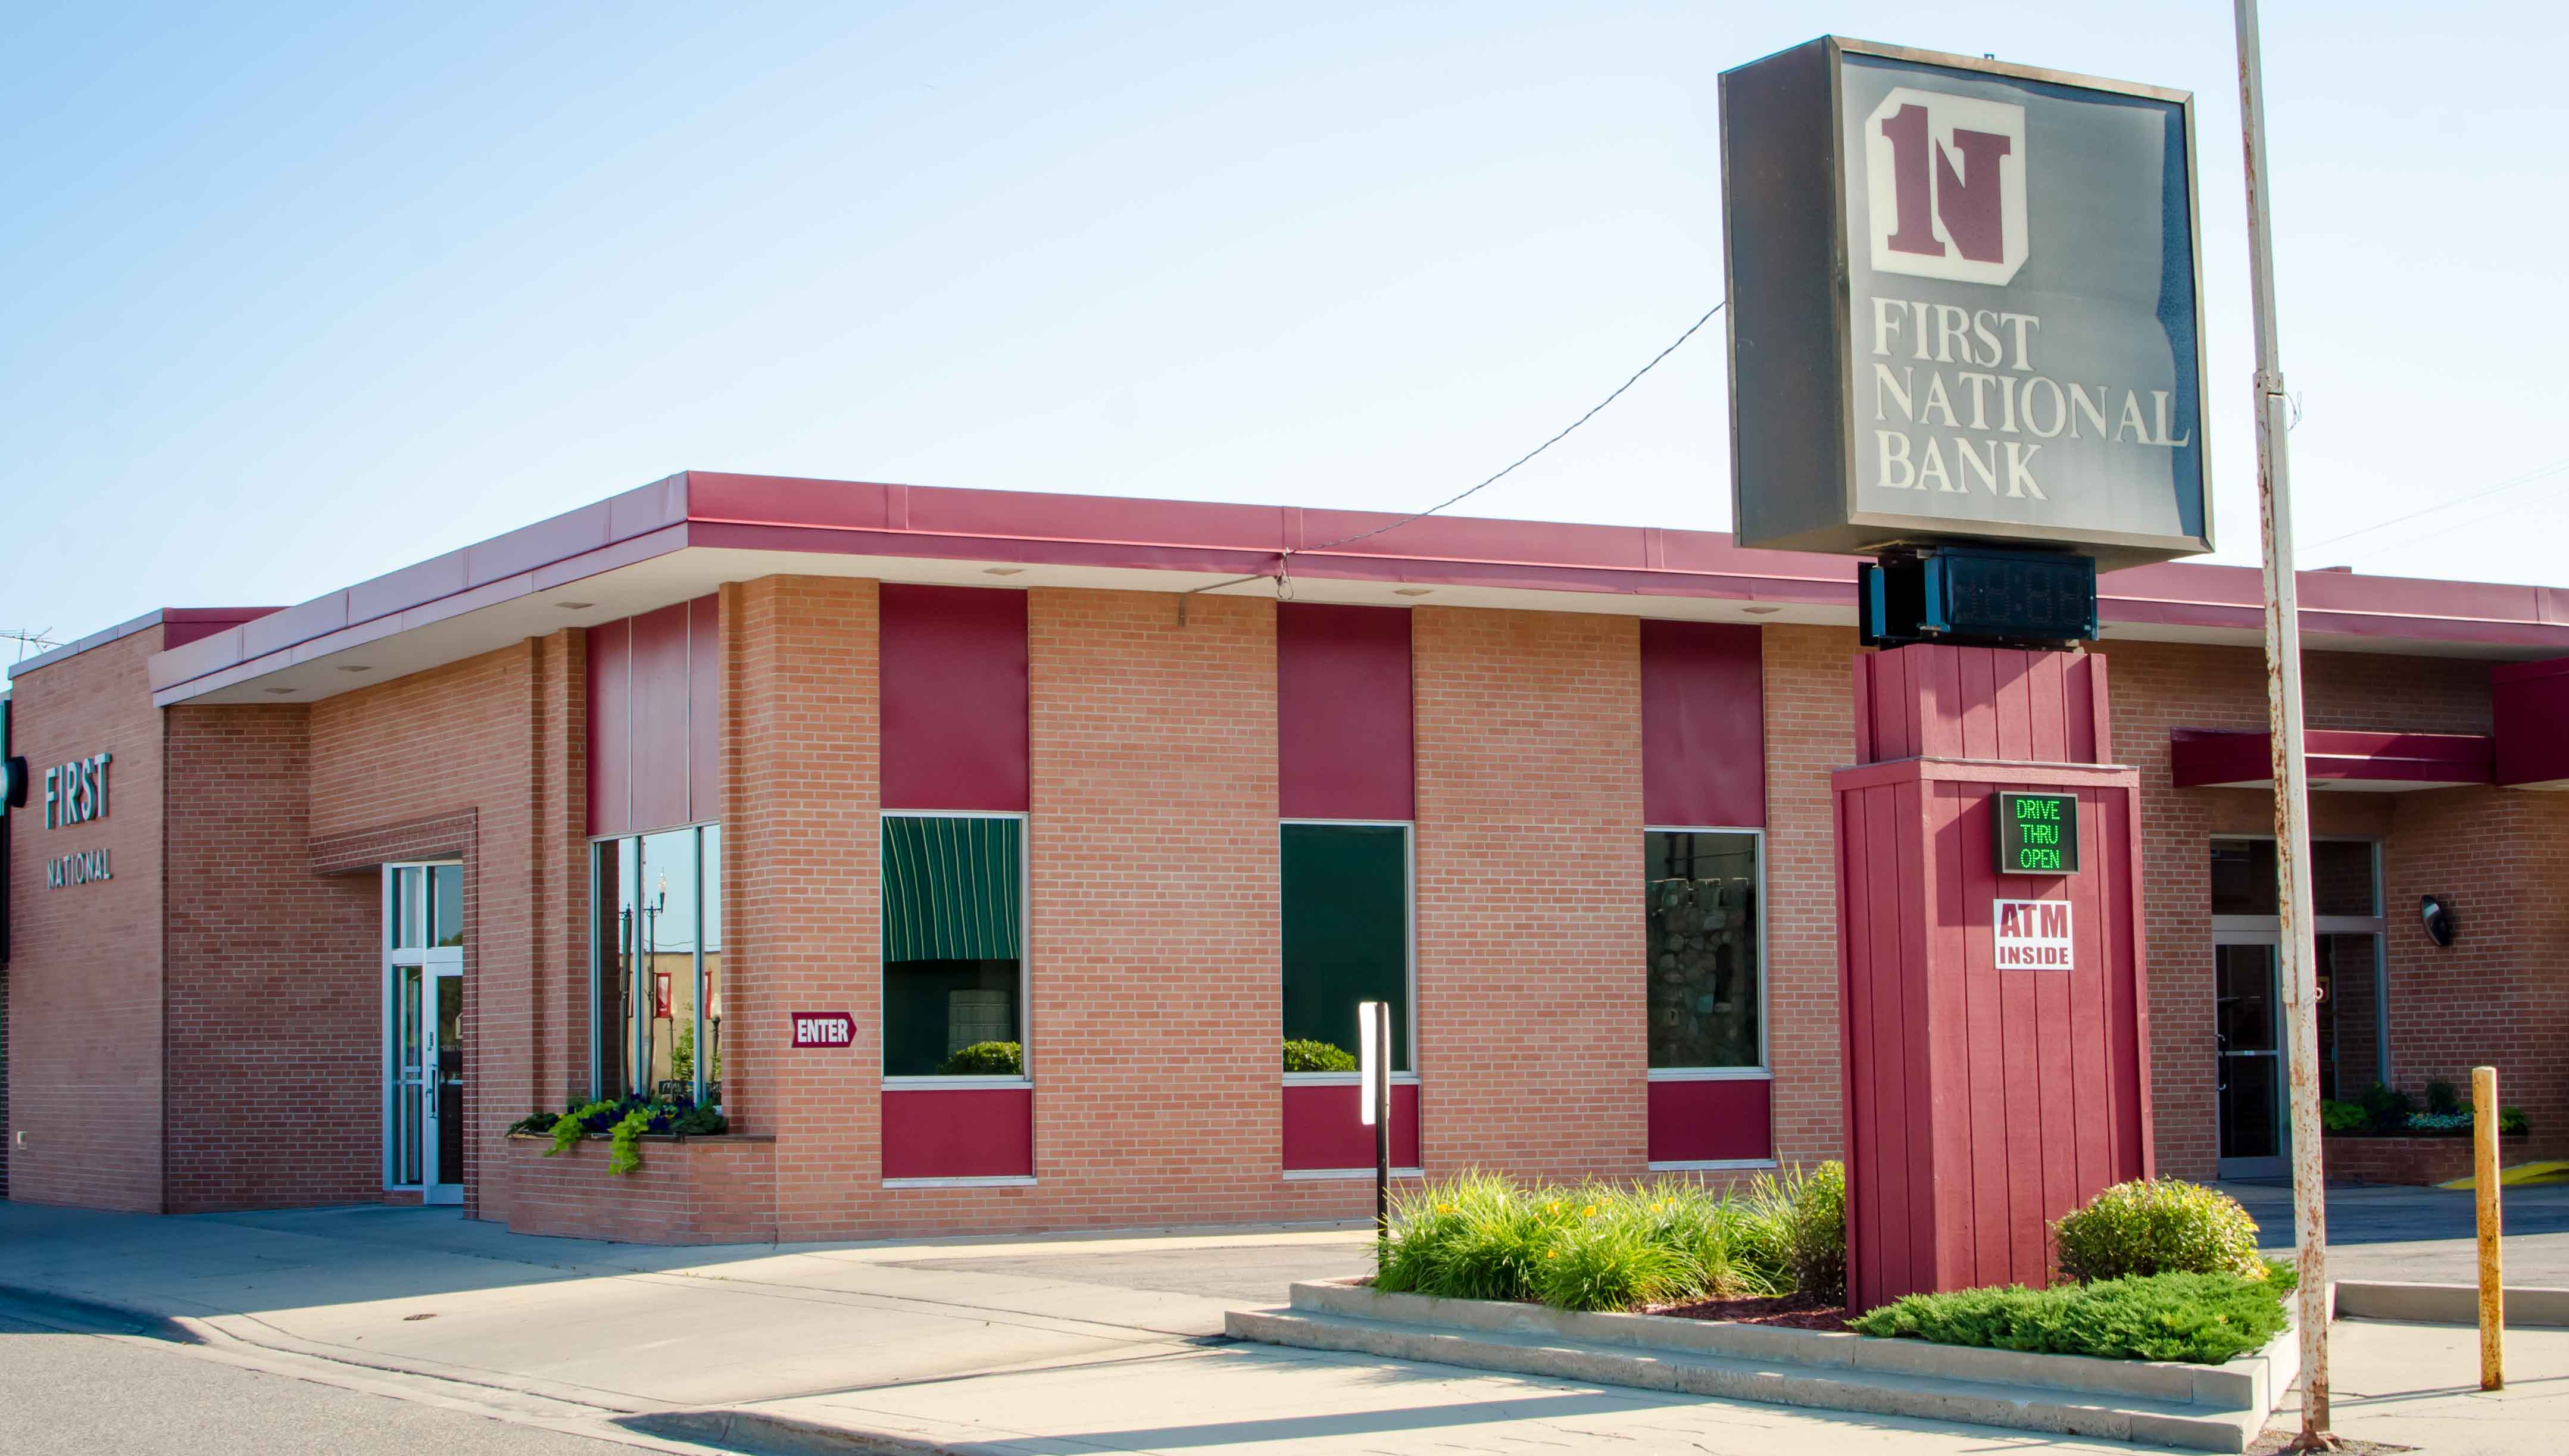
[1993,898,2074,970]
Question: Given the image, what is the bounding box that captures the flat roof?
[8,471,2561,707]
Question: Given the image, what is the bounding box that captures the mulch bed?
[1644,1292,1849,1331]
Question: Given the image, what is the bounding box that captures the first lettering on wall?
[46,752,111,828]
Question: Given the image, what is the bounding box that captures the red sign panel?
[791,1011,855,1048]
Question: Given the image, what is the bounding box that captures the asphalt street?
[0,1310,697,1456]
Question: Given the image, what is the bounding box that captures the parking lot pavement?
[2220,1179,2569,1286]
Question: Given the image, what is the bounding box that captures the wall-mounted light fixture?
[2420,895,2456,948]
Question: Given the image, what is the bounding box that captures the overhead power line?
[2302,453,2569,552]
[1182,299,1725,611]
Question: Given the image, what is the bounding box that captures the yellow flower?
[1437,1202,1454,1213]
[1581,1204,1597,1217]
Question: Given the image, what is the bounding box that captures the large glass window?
[1647,830,1763,1070]
[882,814,1026,1079]
[593,823,722,1106]
[1281,822,1410,1073]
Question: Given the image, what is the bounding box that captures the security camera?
[2420,895,2456,948]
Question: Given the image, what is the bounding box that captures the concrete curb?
[626,1408,984,1455]
[1228,1279,2300,1454]
[2335,1280,2569,1327]
[1287,1278,2286,1411]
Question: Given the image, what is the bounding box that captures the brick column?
[724,576,879,1238]
[1413,606,1644,1182]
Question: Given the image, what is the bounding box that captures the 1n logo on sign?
[1867,88,2028,286]
[1992,898,2074,971]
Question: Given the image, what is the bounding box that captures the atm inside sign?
[1993,790,2079,874]
[1994,898,2074,971]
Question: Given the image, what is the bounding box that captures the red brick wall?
[1413,607,1646,1181]
[307,631,585,1220]
[501,1133,777,1242]
[1763,625,1861,1171]
[163,704,377,1211]
[720,575,880,1237]
[3,629,169,1211]
[2097,639,2511,1179]
[2377,787,2569,1158]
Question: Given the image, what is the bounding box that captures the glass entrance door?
[386,863,465,1203]
[2214,935,2287,1179]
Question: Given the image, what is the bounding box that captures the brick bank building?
[4,471,2567,1242]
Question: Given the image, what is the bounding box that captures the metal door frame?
[383,863,464,1202]
[2213,927,2288,1180]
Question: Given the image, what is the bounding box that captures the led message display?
[1993,790,2078,874]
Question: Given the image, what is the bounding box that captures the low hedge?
[1849,1261,2296,1366]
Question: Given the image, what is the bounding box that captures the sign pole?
[2474,1065,2504,1390]
[1358,1001,1390,1243]
[2231,1,2331,1444]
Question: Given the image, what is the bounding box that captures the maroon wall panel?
[627,602,694,836]
[586,595,719,838]
[1640,620,1764,827]
[881,1086,1035,1179]
[1278,603,1415,821]
[688,594,720,824]
[880,584,1029,813]
[1644,1078,1772,1163]
[1281,1082,1422,1170]
[586,619,632,838]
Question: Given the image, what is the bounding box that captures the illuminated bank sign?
[1721,38,2211,570]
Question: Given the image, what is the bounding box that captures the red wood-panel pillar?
[1834,644,2152,1313]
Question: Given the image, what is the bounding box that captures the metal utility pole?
[2233,1,2331,1444]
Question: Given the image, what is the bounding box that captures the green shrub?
[1850,1264,2291,1364]
[1746,1161,1847,1302]
[671,1105,729,1137]
[1534,1205,1695,1311]
[2320,1099,2368,1133]
[2500,1106,2531,1135]
[506,1111,561,1137]
[1621,1179,1787,1299]
[2424,1079,2461,1116]
[1283,1039,1359,1073]
[2052,1179,2264,1283]
[940,1041,1023,1076]
[1379,1173,1577,1301]
[1378,1165,1846,1312]
[2358,1082,2414,1132]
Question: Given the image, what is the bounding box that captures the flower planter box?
[2321,1131,2529,1187]
[1228,1277,2298,1453]
[498,1133,776,1244]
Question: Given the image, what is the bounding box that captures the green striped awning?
[881,815,1022,963]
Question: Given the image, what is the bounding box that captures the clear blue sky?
[5,2,2562,657]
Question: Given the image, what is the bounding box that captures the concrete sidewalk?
[4,1193,2565,1454]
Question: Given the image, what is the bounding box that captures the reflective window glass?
[1647,831,1763,1069]
[429,864,464,948]
[1281,823,1408,1073]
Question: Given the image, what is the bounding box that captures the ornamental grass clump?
[1375,1164,1840,1311]
[2050,1179,2265,1284]
[1744,1160,1847,1303]
[1533,1199,1695,1311]
[1850,1262,2296,1365]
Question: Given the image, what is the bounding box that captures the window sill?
[1282,1166,1426,1182]
[884,1076,1034,1090]
[1284,1071,1422,1087]
[1645,1067,1771,1082]
[1646,1158,1778,1172]
[884,1174,1036,1189]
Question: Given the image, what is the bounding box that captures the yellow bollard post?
[2474,1064,2504,1392]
